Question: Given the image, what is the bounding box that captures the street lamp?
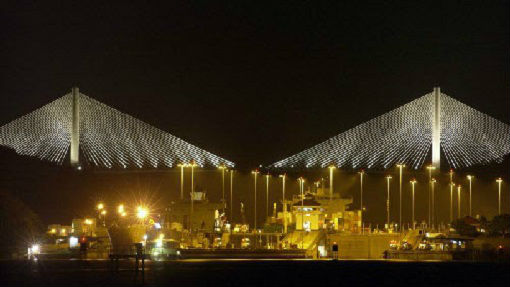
[97,203,105,226]
[457,185,462,219]
[450,183,455,223]
[230,170,234,223]
[218,165,227,212]
[496,178,503,215]
[385,175,392,231]
[328,165,336,201]
[298,177,305,248]
[410,179,417,229]
[467,175,473,217]
[426,165,436,228]
[359,169,365,232]
[396,164,405,231]
[431,178,436,229]
[279,174,287,234]
[189,161,198,231]
[265,174,270,219]
[449,169,454,224]
[178,163,188,200]
[252,170,259,231]
[100,210,107,226]
[298,177,305,228]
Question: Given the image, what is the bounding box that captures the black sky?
[1,1,509,225]
[2,1,509,169]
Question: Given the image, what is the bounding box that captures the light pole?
[279,174,287,234]
[252,170,259,231]
[359,169,365,232]
[396,164,405,231]
[100,210,107,227]
[266,174,270,219]
[457,185,461,219]
[178,163,187,200]
[426,165,436,228]
[230,170,234,222]
[496,178,503,215]
[328,165,335,202]
[450,183,455,223]
[467,175,473,217]
[431,178,436,229]
[97,203,105,226]
[410,179,417,229]
[449,169,454,223]
[385,175,392,231]
[189,161,197,231]
[298,177,305,248]
[219,165,227,212]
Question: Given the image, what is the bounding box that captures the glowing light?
[84,219,93,225]
[97,203,104,210]
[117,204,124,214]
[137,206,148,219]
[31,244,40,254]
[69,237,79,248]
[101,210,107,215]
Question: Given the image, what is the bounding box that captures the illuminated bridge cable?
[0,89,234,169]
[270,88,510,170]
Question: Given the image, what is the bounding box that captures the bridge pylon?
[70,87,80,167]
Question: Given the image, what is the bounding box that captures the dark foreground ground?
[1,259,509,286]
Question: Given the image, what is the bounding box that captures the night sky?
[1,2,509,225]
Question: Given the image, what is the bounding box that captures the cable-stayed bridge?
[270,87,510,170]
[0,87,234,169]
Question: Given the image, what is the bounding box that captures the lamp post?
[328,165,336,202]
[189,161,197,231]
[178,163,187,200]
[450,183,455,224]
[266,174,270,219]
[410,179,417,229]
[230,170,234,222]
[97,203,105,226]
[359,169,365,232]
[279,174,287,234]
[100,210,107,227]
[396,164,405,232]
[449,169,454,223]
[385,175,392,231]
[431,178,436,229]
[457,185,462,219]
[298,177,305,248]
[252,170,259,231]
[219,165,227,212]
[496,178,503,215]
[467,175,473,217]
[426,165,436,228]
